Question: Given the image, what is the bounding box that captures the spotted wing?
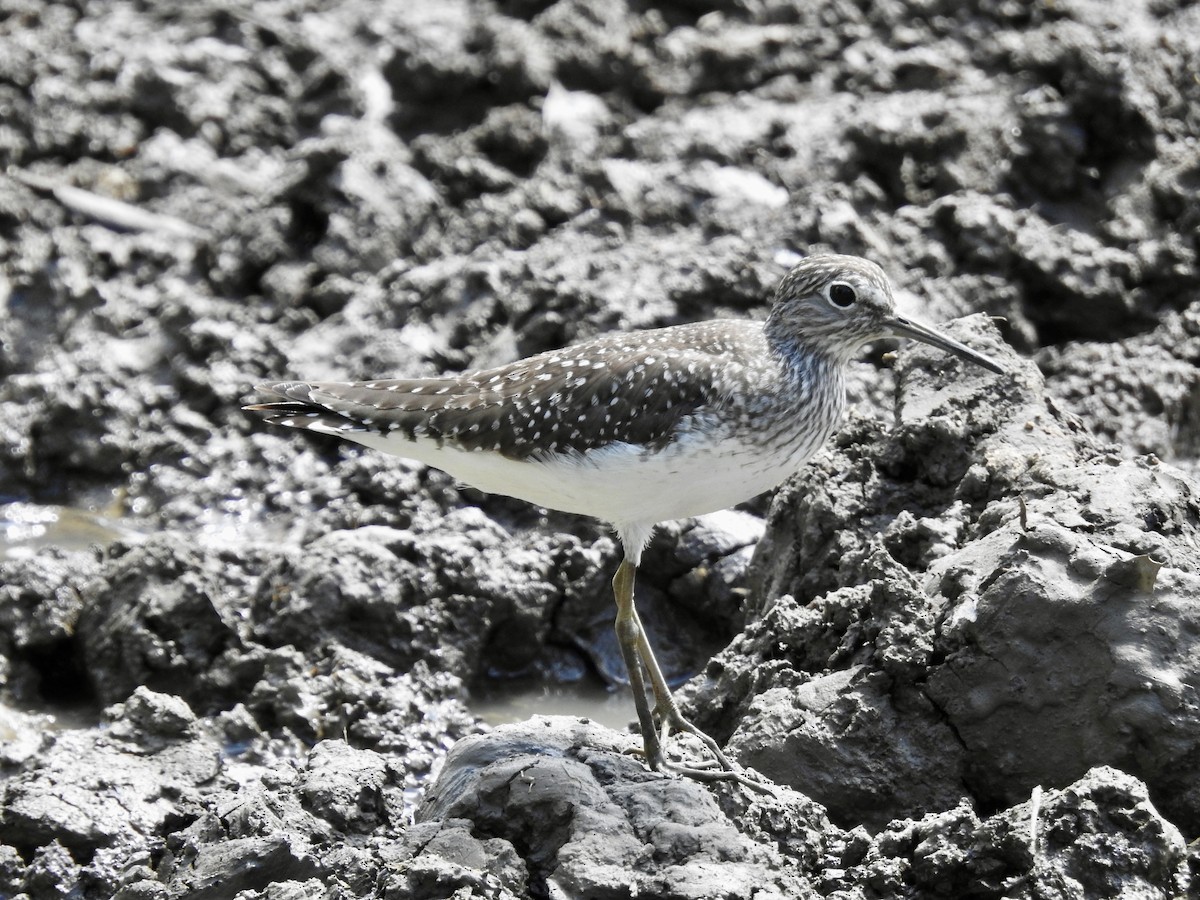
[246,333,727,460]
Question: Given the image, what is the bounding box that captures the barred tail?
[243,382,370,434]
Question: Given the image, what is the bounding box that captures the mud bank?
[2,1,1199,897]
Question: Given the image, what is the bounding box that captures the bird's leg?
[628,612,739,773]
[612,559,666,769]
[612,558,773,794]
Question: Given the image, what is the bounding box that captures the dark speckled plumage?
[256,325,741,459]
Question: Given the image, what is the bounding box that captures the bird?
[245,253,1004,789]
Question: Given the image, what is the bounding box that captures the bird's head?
[766,254,1004,374]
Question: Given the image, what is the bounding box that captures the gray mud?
[2,1,1199,898]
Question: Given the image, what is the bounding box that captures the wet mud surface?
[2,1,1199,897]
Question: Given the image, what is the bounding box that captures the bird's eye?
[828,282,858,308]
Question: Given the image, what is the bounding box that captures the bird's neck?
[759,325,846,416]
[764,321,838,376]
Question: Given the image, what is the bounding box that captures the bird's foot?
[639,711,775,796]
[664,760,775,794]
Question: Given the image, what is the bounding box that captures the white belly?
[348,421,825,530]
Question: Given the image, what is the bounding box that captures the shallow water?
[0,501,135,560]
[470,677,636,732]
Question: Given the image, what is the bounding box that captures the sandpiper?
[246,254,1004,788]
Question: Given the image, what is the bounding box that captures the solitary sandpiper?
[246,254,1004,789]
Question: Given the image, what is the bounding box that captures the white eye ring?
[827,282,858,308]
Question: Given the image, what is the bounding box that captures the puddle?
[470,677,636,732]
[1,501,140,560]
[0,701,99,763]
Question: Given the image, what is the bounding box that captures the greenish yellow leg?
[613,559,666,768]
[611,558,772,794]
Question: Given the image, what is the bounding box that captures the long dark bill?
[887,316,1005,375]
